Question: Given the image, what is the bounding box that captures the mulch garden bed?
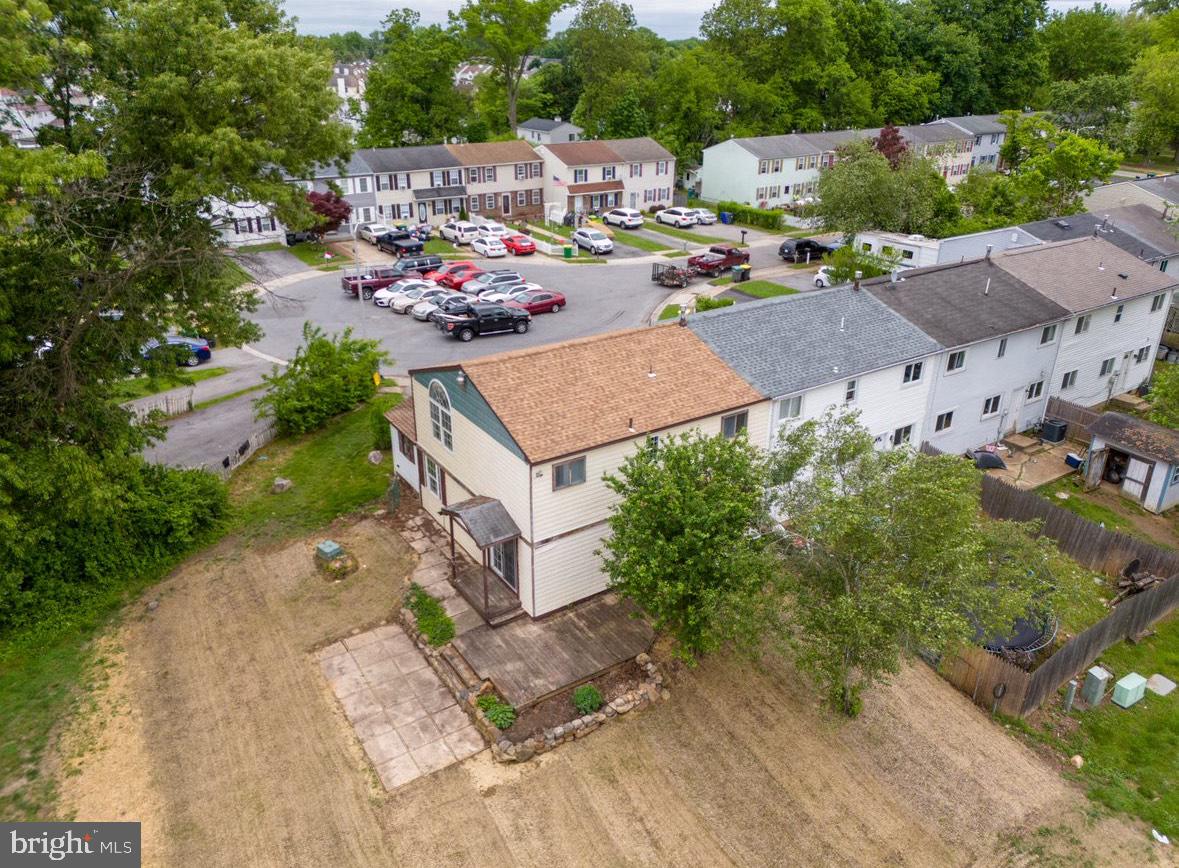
[502,660,644,744]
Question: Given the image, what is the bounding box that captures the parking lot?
[245,227,810,375]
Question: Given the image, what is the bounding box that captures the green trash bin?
[563,243,574,259]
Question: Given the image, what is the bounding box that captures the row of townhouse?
[384,235,1177,625]
[217,137,676,245]
[699,114,1008,208]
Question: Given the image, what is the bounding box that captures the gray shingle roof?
[730,134,828,160]
[1019,213,1167,262]
[1127,174,1179,205]
[933,114,1007,136]
[441,496,521,548]
[356,145,461,173]
[864,259,1070,348]
[519,117,580,132]
[1090,412,1179,464]
[605,137,674,162]
[1099,205,1179,257]
[687,288,942,398]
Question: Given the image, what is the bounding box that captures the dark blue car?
[141,335,212,367]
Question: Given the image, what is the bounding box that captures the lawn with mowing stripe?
[658,304,681,320]
[645,221,739,247]
[610,231,673,253]
[731,280,799,299]
[112,367,230,401]
[237,241,286,252]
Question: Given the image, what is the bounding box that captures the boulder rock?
[271,476,293,494]
[1071,754,1084,769]
[636,652,651,665]
[515,744,535,761]
[146,599,159,612]
[367,450,384,465]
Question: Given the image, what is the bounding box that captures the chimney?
[985,244,993,260]
[678,309,687,326]
[853,270,862,291]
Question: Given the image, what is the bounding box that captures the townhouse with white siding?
[360,145,466,226]
[538,138,675,216]
[994,238,1177,407]
[863,257,1071,455]
[386,326,765,623]
[686,287,943,452]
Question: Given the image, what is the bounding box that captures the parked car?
[813,265,837,288]
[442,267,486,290]
[480,282,543,303]
[463,270,525,295]
[340,257,443,298]
[284,229,318,246]
[778,237,832,262]
[503,234,537,255]
[505,289,567,314]
[572,228,613,255]
[358,222,391,244]
[472,236,508,258]
[602,208,644,229]
[440,220,480,244]
[377,229,425,257]
[391,285,449,314]
[423,260,476,284]
[412,292,472,322]
[373,278,435,308]
[689,208,718,225]
[141,335,212,367]
[687,245,750,277]
[476,221,509,239]
[656,207,698,227]
[435,303,531,341]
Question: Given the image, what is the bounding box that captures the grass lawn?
[0,393,402,820]
[286,241,335,269]
[658,304,681,320]
[1119,154,1179,174]
[425,238,464,255]
[708,275,734,287]
[610,231,673,253]
[236,241,286,253]
[731,280,799,299]
[661,250,692,258]
[644,221,736,247]
[111,367,229,402]
[1038,478,1144,540]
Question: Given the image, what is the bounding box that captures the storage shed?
[1086,411,1179,513]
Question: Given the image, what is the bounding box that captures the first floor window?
[1136,345,1152,363]
[485,193,495,210]
[517,190,526,206]
[982,395,1001,416]
[1026,380,1044,400]
[845,379,857,403]
[892,424,913,446]
[531,188,542,204]
[721,410,748,439]
[1061,370,1078,390]
[776,395,801,423]
[1100,357,1115,377]
[903,361,923,384]
[553,456,587,490]
[935,411,954,432]
[470,195,480,212]
[425,456,440,496]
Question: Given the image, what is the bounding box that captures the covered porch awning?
[440,496,523,625]
[384,398,416,439]
[566,180,624,195]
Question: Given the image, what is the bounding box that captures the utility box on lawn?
[1112,672,1147,708]
[1082,666,1111,705]
[316,540,345,562]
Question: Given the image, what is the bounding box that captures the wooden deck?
[451,593,654,708]
[449,559,523,627]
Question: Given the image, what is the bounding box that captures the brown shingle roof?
[1090,411,1179,464]
[994,237,1178,313]
[446,140,539,167]
[606,137,674,162]
[384,398,416,439]
[543,140,622,167]
[442,326,763,463]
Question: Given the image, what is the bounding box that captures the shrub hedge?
[715,201,785,230]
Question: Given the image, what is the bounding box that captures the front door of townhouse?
[630,192,638,209]
[417,202,427,223]
[490,541,518,592]
[502,194,511,216]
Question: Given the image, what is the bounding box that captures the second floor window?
[429,381,453,450]
[903,361,923,384]
[573,168,588,183]
[602,166,616,181]
[553,456,586,490]
[721,411,748,439]
[947,351,966,372]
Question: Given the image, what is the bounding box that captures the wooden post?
[448,515,456,582]
[482,549,489,616]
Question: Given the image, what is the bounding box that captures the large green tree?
[566,0,649,135]
[360,9,471,147]
[770,409,1062,716]
[1048,73,1133,149]
[600,431,781,661]
[451,0,572,130]
[1042,4,1134,82]
[1131,45,1179,160]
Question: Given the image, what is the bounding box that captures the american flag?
[553,175,565,187]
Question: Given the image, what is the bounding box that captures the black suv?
[376,229,426,257]
[435,303,531,341]
[779,238,832,262]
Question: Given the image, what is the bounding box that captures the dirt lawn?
[57,517,1168,867]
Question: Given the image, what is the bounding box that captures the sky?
[283,1,1134,41]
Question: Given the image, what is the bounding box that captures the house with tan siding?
[386,326,765,623]
[606,137,676,211]
[446,140,545,223]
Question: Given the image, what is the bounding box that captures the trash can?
[719,211,733,225]
[563,243,573,259]
[731,264,751,283]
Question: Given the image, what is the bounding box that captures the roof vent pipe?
[985,244,993,260]
[627,417,635,434]
[839,316,845,332]
[984,277,991,296]
[853,270,862,291]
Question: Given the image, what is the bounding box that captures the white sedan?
[690,208,718,225]
[472,236,507,258]
[812,266,837,288]
[656,207,698,227]
[373,279,433,308]
[391,286,448,313]
[572,228,613,254]
[481,282,543,303]
[358,223,391,244]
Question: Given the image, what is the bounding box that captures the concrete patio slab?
[376,753,419,789]
[444,727,485,761]
[363,729,409,765]
[410,740,456,775]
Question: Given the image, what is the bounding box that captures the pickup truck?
[435,302,531,342]
[688,245,750,277]
[376,229,425,257]
[340,262,427,299]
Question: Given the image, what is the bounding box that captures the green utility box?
[1082,666,1110,705]
[1112,672,1147,708]
[316,540,344,561]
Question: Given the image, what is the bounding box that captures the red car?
[445,267,487,289]
[506,289,566,314]
[424,260,476,285]
[503,234,537,256]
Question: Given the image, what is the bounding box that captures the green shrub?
[696,296,735,312]
[477,693,517,729]
[572,683,603,715]
[716,201,784,230]
[255,322,389,436]
[404,583,455,646]
[370,402,393,450]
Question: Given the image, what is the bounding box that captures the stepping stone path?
[317,623,484,790]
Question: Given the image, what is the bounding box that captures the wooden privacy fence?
[980,474,1179,578]
[942,646,1031,717]
[125,389,194,422]
[206,422,276,480]
[1044,396,1100,443]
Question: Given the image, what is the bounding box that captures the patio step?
[440,645,482,691]
[488,605,526,628]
